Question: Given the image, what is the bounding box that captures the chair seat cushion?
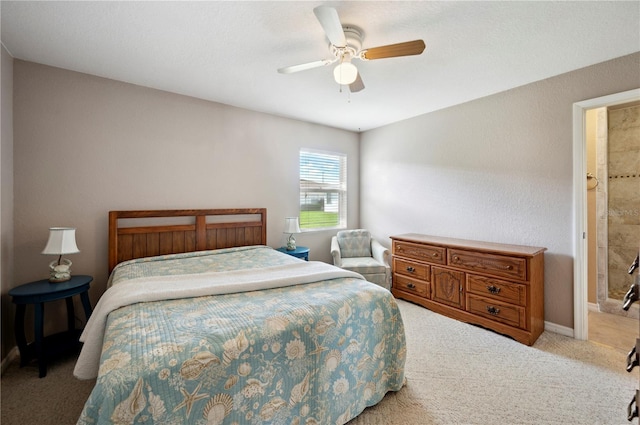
[340,257,386,276]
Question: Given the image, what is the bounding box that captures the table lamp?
[283,217,301,251]
[42,227,80,282]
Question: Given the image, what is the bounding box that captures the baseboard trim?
[588,302,599,312]
[545,321,574,338]
[1,346,19,376]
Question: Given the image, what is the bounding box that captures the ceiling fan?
[277,6,426,93]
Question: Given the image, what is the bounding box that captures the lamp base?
[48,258,72,283]
[286,234,297,251]
[49,275,71,283]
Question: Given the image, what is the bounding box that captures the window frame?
[299,148,347,231]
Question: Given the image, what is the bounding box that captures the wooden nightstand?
[9,275,93,377]
[276,246,310,261]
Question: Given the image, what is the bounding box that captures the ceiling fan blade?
[278,59,335,74]
[349,73,365,93]
[362,39,426,60]
[313,6,346,47]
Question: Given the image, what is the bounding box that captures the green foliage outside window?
[299,211,339,229]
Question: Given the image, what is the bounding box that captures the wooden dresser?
[391,234,546,345]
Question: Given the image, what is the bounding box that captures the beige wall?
[11,61,359,341]
[1,44,15,360]
[360,52,640,329]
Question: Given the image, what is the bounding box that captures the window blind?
[299,149,347,230]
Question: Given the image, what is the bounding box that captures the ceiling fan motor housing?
[330,26,363,60]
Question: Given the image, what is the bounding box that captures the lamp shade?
[333,61,358,85]
[283,217,301,234]
[42,227,80,255]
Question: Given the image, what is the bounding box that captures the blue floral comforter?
[76,246,406,425]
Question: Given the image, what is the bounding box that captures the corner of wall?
[1,43,16,361]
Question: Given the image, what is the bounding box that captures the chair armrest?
[371,239,390,267]
[331,236,342,267]
[372,239,392,290]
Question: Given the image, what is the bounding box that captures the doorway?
[573,88,640,341]
[585,103,640,352]
[589,104,640,316]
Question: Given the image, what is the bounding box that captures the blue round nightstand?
[276,246,310,261]
[9,275,93,377]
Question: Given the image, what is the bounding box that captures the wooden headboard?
[108,208,267,273]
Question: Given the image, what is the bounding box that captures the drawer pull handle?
[623,284,639,311]
[432,252,439,257]
[407,283,416,289]
[452,256,459,262]
[486,306,500,315]
[628,390,639,421]
[628,347,639,372]
[486,285,501,294]
[505,265,513,270]
[406,266,415,273]
[628,342,640,373]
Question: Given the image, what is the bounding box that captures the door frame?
[572,88,640,340]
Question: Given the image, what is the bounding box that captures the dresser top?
[391,234,546,257]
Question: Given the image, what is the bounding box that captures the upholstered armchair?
[330,229,391,290]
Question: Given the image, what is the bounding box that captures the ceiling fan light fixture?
[333,61,358,85]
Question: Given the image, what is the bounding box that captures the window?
[299,149,347,230]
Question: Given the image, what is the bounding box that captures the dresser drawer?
[448,249,526,281]
[466,274,527,306]
[393,240,446,265]
[466,294,527,329]
[393,274,429,298]
[393,258,430,281]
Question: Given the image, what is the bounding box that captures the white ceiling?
[2,1,639,132]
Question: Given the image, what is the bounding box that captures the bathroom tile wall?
[607,104,640,300]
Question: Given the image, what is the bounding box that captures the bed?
[75,209,407,425]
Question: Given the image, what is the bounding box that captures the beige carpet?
[1,299,636,424]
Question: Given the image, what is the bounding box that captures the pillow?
[337,229,372,258]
